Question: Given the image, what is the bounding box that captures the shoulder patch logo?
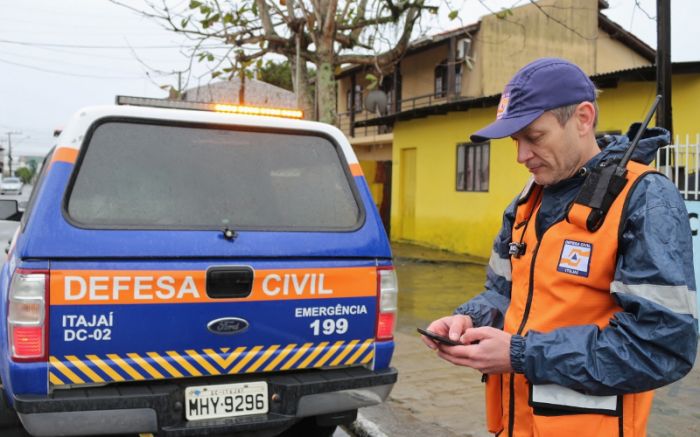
[557,240,592,277]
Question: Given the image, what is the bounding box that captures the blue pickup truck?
[0,98,398,436]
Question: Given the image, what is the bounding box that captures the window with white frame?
[456,142,489,192]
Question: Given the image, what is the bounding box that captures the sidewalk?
[362,328,700,436]
[359,328,490,437]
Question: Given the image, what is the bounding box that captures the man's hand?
[420,315,473,350]
[437,327,513,374]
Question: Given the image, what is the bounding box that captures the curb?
[393,254,487,266]
[391,243,488,266]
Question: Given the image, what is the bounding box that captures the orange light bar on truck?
[213,104,303,119]
[116,96,303,119]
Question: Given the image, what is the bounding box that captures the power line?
[0,44,190,62]
[0,37,228,50]
[0,124,45,135]
[0,17,170,34]
[0,24,169,36]
[0,56,155,79]
[1,2,144,20]
[0,49,161,74]
[634,0,657,20]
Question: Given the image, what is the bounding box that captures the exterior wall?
[355,144,392,162]
[667,74,700,140]
[400,45,449,101]
[596,81,657,132]
[462,36,484,98]
[597,73,700,139]
[391,73,700,258]
[478,0,599,96]
[390,108,529,257]
[359,160,384,210]
[595,31,651,73]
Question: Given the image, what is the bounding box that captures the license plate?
[185,381,268,421]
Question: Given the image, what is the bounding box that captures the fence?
[655,134,700,200]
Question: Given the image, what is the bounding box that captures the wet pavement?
[358,242,700,436]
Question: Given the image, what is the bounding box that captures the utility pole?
[656,0,672,137]
[5,131,21,177]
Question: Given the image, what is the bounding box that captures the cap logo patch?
[496,91,510,120]
[557,240,592,277]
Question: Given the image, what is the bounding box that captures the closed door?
[400,148,417,240]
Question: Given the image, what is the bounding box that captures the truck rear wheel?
[280,418,337,437]
[281,409,357,437]
[0,389,20,430]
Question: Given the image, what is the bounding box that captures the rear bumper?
[14,366,397,437]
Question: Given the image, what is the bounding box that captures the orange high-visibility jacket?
[488,161,655,437]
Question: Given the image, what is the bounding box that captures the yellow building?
[387,66,700,258]
[333,0,700,258]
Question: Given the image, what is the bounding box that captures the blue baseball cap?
[470,58,596,143]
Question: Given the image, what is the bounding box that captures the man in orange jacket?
[421,58,697,437]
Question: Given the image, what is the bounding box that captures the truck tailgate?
[48,259,379,388]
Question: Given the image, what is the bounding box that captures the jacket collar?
[544,124,670,193]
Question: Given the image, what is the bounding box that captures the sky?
[1,0,699,157]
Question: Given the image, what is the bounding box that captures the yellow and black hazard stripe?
[49,339,375,386]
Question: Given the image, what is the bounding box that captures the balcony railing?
[396,92,450,112]
[336,92,455,139]
[337,111,393,138]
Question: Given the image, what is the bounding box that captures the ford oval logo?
[207,317,249,335]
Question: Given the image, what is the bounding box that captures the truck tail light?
[8,270,48,362]
[376,267,398,341]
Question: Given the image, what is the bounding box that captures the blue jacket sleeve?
[454,197,516,329]
[519,174,698,395]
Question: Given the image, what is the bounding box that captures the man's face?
[510,111,586,186]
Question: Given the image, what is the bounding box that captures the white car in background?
[0,177,23,195]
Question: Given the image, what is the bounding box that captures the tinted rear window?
[66,121,362,230]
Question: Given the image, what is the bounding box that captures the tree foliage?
[115,0,438,123]
[258,60,294,91]
[15,167,34,185]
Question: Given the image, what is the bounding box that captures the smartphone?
[417,327,462,346]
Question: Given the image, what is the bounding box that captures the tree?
[15,167,34,185]
[27,159,38,176]
[258,59,294,91]
[115,1,438,124]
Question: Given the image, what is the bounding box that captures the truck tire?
[0,388,21,430]
[280,418,337,437]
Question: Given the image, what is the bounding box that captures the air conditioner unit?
[457,38,472,59]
